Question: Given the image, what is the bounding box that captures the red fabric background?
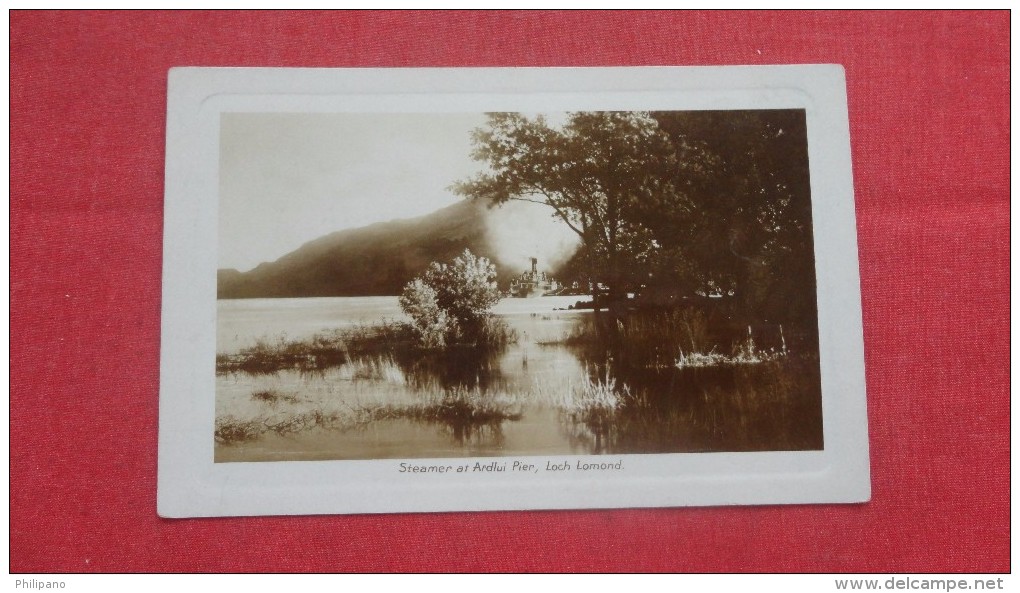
[10,11,1009,573]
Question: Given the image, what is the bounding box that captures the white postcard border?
[158,66,869,517]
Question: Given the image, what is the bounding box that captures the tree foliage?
[454,112,715,298]
[643,110,815,322]
[455,110,817,327]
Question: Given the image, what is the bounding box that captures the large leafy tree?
[455,110,816,330]
[453,111,713,300]
[644,110,816,325]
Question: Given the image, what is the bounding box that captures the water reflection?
[393,345,507,392]
[216,299,823,460]
[437,420,507,449]
[556,355,823,454]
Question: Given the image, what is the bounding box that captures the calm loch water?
[215,296,822,462]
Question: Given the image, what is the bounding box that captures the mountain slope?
[218,199,513,298]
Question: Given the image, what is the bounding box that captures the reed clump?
[215,377,526,445]
[216,321,411,375]
[675,326,787,369]
[372,387,523,425]
[217,317,517,377]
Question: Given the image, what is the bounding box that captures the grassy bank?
[217,317,516,376]
[215,308,821,453]
[552,306,799,371]
[214,355,628,445]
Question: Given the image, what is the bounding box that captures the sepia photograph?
[214,109,823,463]
[159,66,868,516]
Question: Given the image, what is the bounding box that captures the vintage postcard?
[158,66,869,517]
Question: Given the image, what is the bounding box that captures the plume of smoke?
[482,200,581,273]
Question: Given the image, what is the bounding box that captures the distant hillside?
[218,200,526,299]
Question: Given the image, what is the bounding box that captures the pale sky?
[218,112,492,271]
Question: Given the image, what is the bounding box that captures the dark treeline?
[455,109,818,344]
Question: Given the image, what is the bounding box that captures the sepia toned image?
[214,109,823,463]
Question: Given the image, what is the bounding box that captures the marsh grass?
[548,308,720,370]
[535,365,628,413]
[217,318,516,377]
[335,355,406,383]
[214,381,526,444]
[371,387,524,424]
[536,310,820,453]
[213,352,636,446]
[251,389,301,405]
[550,308,791,371]
[214,317,526,445]
[473,316,519,349]
[216,321,412,375]
[674,349,730,368]
[550,356,823,454]
[215,350,531,445]
[215,306,819,453]
[674,340,786,369]
[532,365,631,453]
[611,358,822,452]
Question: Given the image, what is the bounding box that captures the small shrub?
[422,249,501,327]
[399,249,503,348]
[399,278,455,348]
